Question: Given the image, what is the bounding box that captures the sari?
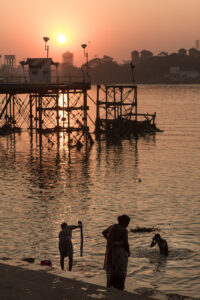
[103,224,130,290]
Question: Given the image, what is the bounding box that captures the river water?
[0,84,200,299]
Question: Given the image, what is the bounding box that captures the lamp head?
[43,37,49,43]
[20,60,26,67]
[81,44,87,49]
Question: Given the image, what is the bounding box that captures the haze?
[1,0,200,66]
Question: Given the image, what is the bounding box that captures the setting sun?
[57,34,67,44]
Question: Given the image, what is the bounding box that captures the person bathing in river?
[150,233,168,255]
[102,215,130,290]
[59,221,81,271]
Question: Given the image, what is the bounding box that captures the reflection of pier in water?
[0,130,143,191]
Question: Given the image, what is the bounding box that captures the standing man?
[59,221,82,271]
[102,215,130,290]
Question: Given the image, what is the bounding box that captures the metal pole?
[62,92,65,130]
[29,95,33,130]
[114,87,116,119]
[120,87,123,117]
[135,86,138,121]
[56,92,60,149]
[38,95,42,150]
[35,95,38,131]
[83,89,88,150]
[12,95,15,127]
[5,94,8,125]
[106,86,108,128]
[56,92,59,129]
[67,90,70,148]
[96,84,100,133]
[9,94,12,125]
[38,95,42,133]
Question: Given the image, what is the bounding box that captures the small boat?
[130,226,159,233]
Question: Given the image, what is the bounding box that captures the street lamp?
[81,44,87,56]
[19,60,27,83]
[43,37,50,58]
[54,62,59,83]
[81,43,90,82]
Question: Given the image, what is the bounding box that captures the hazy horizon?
[1,0,200,66]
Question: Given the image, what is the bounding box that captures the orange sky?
[0,0,200,66]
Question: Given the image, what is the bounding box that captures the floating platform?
[95,117,161,139]
[95,84,161,139]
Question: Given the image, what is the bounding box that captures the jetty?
[0,82,92,149]
[0,81,160,149]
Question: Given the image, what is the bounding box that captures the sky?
[0,0,200,66]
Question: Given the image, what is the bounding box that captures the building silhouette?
[62,51,74,66]
[196,40,200,50]
[4,55,16,68]
[22,58,57,83]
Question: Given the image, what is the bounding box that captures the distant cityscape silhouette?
[1,42,200,84]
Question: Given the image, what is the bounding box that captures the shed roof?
[25,58,55,68]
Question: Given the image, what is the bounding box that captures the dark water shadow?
[133,286,197,300]
[133,246,194,261]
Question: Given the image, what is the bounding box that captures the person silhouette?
[151,233,168,255]
[102,215,130,290]
[59,222,81,270]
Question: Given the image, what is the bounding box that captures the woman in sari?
[102,215,130,290]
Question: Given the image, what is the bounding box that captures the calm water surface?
[0,84,200,299]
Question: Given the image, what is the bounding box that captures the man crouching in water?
[151,233,168,255]
[59,222,81,271]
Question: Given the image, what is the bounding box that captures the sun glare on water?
[57,34,67,44]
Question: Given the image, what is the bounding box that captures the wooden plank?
[36,106,89,111]
[0,82,91,94]
[98,101,135,106]
[37,126,89,133]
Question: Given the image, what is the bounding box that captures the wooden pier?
[0,82,93,148]
[0,82,160,148]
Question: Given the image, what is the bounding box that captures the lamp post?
[43,37,50,58]
[19,60,27,83]
[54,62,59,83]
[81,43,90,82]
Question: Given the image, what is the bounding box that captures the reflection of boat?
[131,226,159,233]
[0,124,21,135]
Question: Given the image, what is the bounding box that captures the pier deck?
[0,82,90,94]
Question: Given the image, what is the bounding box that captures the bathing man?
[150,233,168,255]
[59,221,82,271]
